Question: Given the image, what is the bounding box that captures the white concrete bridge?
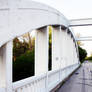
[1,0,91,92]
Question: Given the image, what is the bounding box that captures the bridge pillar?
[67,31,75,66]
[76,42,79,64]
[71,37,74,65]
[52,26,61,70]
[60,27,66,69]
[35,26,48,75]
[66,31,70,67]
[0,41,12,92]
[63,30,69,68]
[73,41,75,64]
[68,33,73,66]
[73,42,77,64]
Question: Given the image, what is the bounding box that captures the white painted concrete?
[12,63,79,92]
[52,26,61,70]
[71,38,74,65]
[0,41,12,92]
[76,37,92,41]
[66,32,70,67]
[60,27,66,69]
[0,0,69,48]
[70,18,92,27]
[35,27,49,75]
[64,30,68,68]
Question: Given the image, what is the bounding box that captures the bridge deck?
[57,61,92,92]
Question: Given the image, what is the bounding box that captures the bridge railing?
[0,24,79,92]
[12,63,79,92]
[0,88,5,92]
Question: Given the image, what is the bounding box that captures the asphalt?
[57,61,92,92]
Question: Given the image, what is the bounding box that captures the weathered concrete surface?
[58,61,92,92]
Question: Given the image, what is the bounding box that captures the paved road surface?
[58,61,92,92]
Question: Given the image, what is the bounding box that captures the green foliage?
[86,56,92,61]
[13,50,34,82]
[13,38,29,61]
[78,46,87,63]
[13,36,35,82]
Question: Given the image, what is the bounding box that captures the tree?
[76,33,84,46]
[76,33,87,63]
[13,32,35,81]
[22,32,35,51]
[13,38,29,61]
[78,46,87,63]
[85,52,92,61]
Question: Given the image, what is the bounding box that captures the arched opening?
[13,30,35,82]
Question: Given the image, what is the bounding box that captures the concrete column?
[76,47,78,63]
[69,35,72,66]
[0,41,13,92]
[76,42,80,64]
[71,38,74,65]
[60,27,66,69]
[62,30,67,68]
[74,43,77,64]
[66,31,73,66]
[69,35,73,66]
[52,26,61,70]
[66,32,70,66]
[35,26,48,75]
[73,41,75,64]
[64,30,69,67]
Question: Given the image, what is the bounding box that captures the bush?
[13,50,34,82]
[86,56,92,61]
[78,46,87,63]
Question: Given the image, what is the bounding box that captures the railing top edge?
[13,72,47,89]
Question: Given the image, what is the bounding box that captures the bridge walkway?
[57,61,92,92]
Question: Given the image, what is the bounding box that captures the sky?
[33,0,92,56]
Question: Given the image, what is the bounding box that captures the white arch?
[0,0,70,47]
